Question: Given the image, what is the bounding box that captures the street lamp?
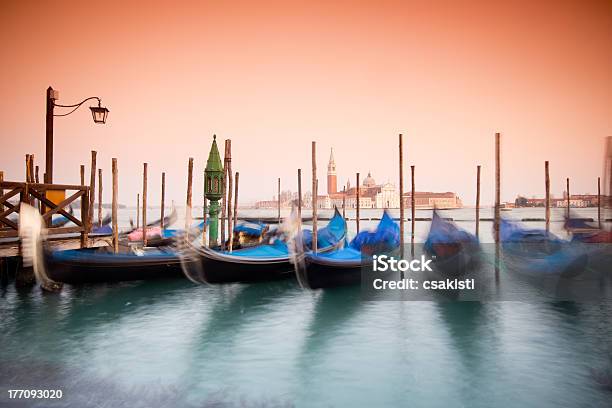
[45,86,109,183]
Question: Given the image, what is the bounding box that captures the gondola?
[242,216,314,224]
[183,208,347,284]
[564,213,612,243]
[43,246,185,283]
[124,207,178,236]
[499,218,587,279]
[90,214,113,235]
[50,205,75,228]
[295,211,400,289]
[424,210,480,277]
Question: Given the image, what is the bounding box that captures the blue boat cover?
[234,221,266,236]
[425,210,477,248]
[91,225,113,234]
[500,218,562,243]
[161,222,206,238]
[349,211,400,252]
[228,210,347,258]
[312,211,400,262]
[226,239,289,258]
[302,210,347,249]
[314,247,363,261]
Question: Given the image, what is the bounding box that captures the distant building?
[401,191,463,209]
[515,193,599,208]
[256,150,461,210]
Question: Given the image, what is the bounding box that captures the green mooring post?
[205,135,224,247]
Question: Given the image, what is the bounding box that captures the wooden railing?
[0,181,90,244]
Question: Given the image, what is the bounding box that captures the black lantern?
[90,101,109,124]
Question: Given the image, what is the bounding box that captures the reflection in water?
[2,276,612,407]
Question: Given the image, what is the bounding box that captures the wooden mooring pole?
[566,177,570,219]
[160,172,166,230]
[411,165,415,243]
[186,158,194,233]
[356,172,360,233]
[35,166,39,184]
[136,193,140,229]
[30,155,35,182]
[112,158,118,253]
[98,169,103,227]
[399,134,404,255]
[476,165,481,238]
[0,171,3,213]
[598,177,601,229]
[545,161,550,233]
[226,140,233,244]
[230,172,239,252]
[297,169,302,224]
[88,151,97,232]
[80,165,85,185]
[142,163,148,247]
[312,141,318,253]
[342,186,346,219]
[494,132,501,243]
[277,178,281,224]
[221,141,229,249]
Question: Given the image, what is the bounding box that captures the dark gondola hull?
[196,251,295,283]
[44,249,184,283]
[425,243,481,278]
[301,257,366,289]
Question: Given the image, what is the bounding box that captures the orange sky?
[1,0,611,206]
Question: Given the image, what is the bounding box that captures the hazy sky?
[1,0,610,206]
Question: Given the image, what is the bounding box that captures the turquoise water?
[1,207,611,407]
[1,280,612,407]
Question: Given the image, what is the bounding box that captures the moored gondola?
[500,218,588,279]
[424,210,480,277]
[295,211,400,289]
[183,208,347,284]
[43,246,185,283]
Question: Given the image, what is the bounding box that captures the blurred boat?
[500,218,587,279]
[295,211,400,289]
[90,214,112,235]
[424,210,480,277]
[564,212,612,243]
[43,246,184,283]
[183,208,347,284]
[124,207,178,236]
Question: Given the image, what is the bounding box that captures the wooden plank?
[34,190,84,225]
[0,182,88,192]
[0,187,22,205]
[47,226,85,235]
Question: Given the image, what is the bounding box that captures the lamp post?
[45,86,109,184]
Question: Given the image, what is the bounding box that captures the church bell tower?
[327,148,337,194]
